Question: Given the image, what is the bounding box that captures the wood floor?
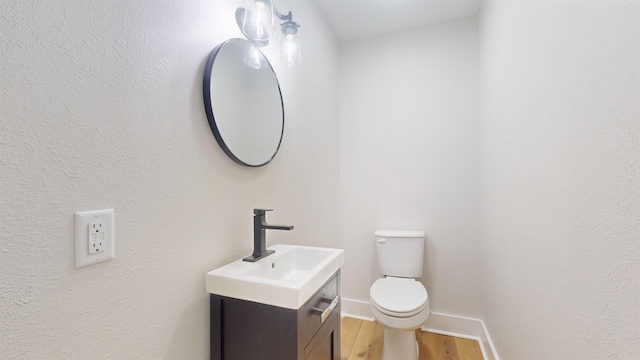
[340,317,483,360]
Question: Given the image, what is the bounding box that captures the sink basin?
[205,244,344,309]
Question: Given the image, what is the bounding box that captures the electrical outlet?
[88,221,106,254]
[75,209,114,268]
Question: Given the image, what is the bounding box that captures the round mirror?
[203,38,284,167]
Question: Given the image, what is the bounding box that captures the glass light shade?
[279,24,302,67]
[241,0,274,41]
[243,43,267,69]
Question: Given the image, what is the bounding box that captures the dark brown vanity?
[210,271,341,360]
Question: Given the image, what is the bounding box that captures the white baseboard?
[341,297,374,321]
[422,312,499,360]
[341,297,499,360]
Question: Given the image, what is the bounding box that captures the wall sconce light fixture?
[236,0,302,67]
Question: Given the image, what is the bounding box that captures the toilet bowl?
[370,277,430,360]
[370,230,430,360]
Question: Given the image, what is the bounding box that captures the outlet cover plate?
[74,209,114,268]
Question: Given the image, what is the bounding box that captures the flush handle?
[377,238,386,244]
[313,295,339,323]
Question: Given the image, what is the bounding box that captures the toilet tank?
[375,229,425,278]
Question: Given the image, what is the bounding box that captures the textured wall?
[0,0,340,358]
[339,19,482,318]
[478,1,640,358]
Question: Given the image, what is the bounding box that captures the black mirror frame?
[202,38,285,167]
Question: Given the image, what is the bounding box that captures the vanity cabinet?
[210,271,341,360]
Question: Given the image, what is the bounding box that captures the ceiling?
[315,0,482,42]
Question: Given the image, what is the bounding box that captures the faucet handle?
[253,208,274,216]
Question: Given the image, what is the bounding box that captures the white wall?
[4,0,638,358]
[339,19,482,318]
[478,1,640,359]
[0,0,339,358]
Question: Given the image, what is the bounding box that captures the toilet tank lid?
[374,229,425,238]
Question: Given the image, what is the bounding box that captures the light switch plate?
[74,209,114,268]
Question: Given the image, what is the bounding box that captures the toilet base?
[381,328,419,360]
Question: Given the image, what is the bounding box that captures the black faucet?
[243,209,294,262]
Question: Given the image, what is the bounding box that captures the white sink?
[205,244,344,309]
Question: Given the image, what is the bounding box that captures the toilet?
[369,229,430,360]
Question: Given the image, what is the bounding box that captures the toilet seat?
[370,277,428,318]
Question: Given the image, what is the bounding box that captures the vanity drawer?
[299,272,340,351]
[210,270,341,360]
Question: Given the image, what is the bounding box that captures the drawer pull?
[313,296,339,323]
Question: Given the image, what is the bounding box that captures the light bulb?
[283,39,297,67]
